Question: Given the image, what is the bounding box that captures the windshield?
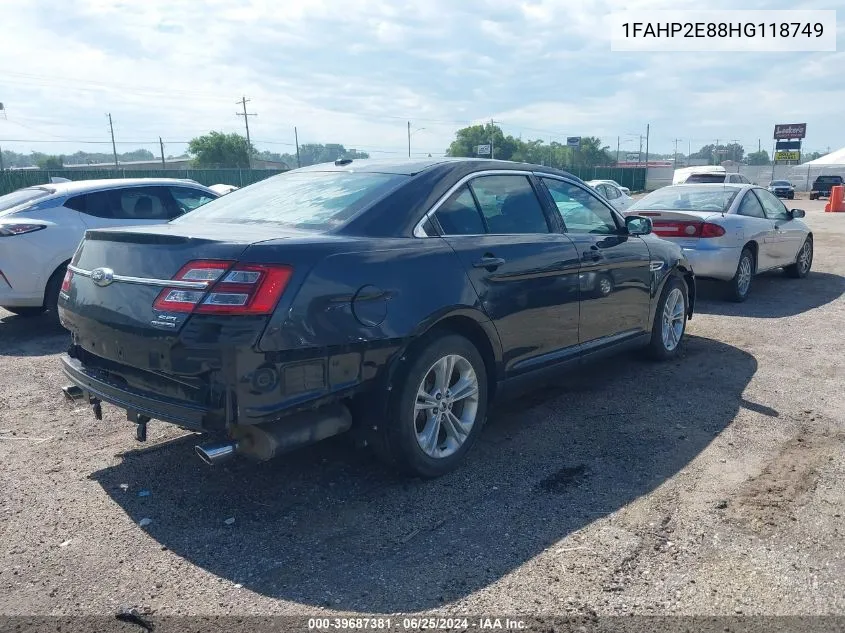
[172,171,409,230]
[685,174,725,184]
[770,181,791,186]
[0,187,53,213]
[630,186,739,213]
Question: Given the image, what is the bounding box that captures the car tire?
[725,247,754,303]
[42,265,67,323]
[788,193,795,200]
[646,276,687,361]
[2,306,45,317]
[378,333,488,478]
[785,236,813,279]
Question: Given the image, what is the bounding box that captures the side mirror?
[625,215,652,236]
[789,209,806,219]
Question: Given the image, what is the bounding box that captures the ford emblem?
[91,267,114,287]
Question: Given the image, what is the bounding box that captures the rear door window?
[467,175,550,234]
[67,187,177,220]
[434,186,486,235]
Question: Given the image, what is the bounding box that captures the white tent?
[805,147,845,166]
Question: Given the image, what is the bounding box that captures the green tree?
[691,143,745,165]
[36,155,63,169]
[446,123,520,160]
[188,131,254,168]
[802,151,826,163]
[256,144,369,168]
[746,150,770,166]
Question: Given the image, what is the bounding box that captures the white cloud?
[0,0,842,160]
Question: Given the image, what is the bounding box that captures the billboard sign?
[566,136,581,147]
[776,140,801,150]
[476,144,491,156]
[773,123,806,139]
[774,150,800,161]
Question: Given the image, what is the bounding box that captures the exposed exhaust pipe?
[195,403,353,466]
[195,441,239,466]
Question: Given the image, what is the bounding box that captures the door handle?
[473,256,506,269]
[583,251,604,262]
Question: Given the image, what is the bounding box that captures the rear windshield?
[630,186,739,213]
[816,176,843,183]
[172,171,408,230]
[684,174,726,184]
[0,187,53,213]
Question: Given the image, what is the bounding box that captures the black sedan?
[58,158,695,478]
[768,180,795,199]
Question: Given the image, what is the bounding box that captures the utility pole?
[236,96,257,169]
[159,137,166,167]
[0,145,4,172]
[408,121,411,158]
[673,138,681,170]
[490,119,495,160]
[758,138,761,153]
[107,113,118,169]
[644,124,650,167]
[294,127,301,168]
[616,136,620,165]
[638,135,643,163]
[731,139,739,163]
[549,138,553,168]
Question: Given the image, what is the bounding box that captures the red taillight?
[60,269,73,293]
[652,221,702,238]
[153,260,292,316]
[700,222,726,238]
[651,220,726,239]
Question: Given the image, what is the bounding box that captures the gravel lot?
[1,197,844,619]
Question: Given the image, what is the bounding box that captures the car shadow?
[694,271,844,318]
[0,310,70,357]
[90,335,755,613]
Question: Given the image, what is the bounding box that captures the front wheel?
[646,277,687,361]
[378,333,488,478]
[785,236,813,279]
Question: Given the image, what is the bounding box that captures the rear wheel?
[785,236,813,279]
[378,333,488,478]
[646,277,687,361]
[725,248,754,302]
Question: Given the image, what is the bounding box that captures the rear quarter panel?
[234,237,498,422]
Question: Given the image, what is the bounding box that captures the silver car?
[626,184,813,302]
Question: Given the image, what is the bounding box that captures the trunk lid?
[59,222,310,365]
[626,209,722,244]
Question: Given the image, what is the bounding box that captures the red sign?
[773,123,807,139]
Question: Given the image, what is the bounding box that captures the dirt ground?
[1,197,843,619]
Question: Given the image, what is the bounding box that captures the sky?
[0,0,843,161]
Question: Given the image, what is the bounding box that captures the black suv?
[810,175,844,200]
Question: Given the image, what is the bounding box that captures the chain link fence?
[645,163,845,192]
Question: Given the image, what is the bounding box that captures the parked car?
[673,166,753,185]
[626,184,812,302]
[586,179,634,212]
[809,175,844,200]
[0,179,219,319]
[58,158,695,478]
[768,180,795,199]
[590,179,631,195]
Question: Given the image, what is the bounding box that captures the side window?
[65,191,113,218]
[433,186,486,235]
[755,189,790,221]
[170,187,216,216]
[594,184,608,198]
[467,175,550,234]
[115,187,173,220]
[605,184,621,200]
[737,191,766,218]
[541,178,619,235]
[740,175,751,184]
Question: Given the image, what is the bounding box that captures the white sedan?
[586,180,633,212]
[625,184,812,302]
